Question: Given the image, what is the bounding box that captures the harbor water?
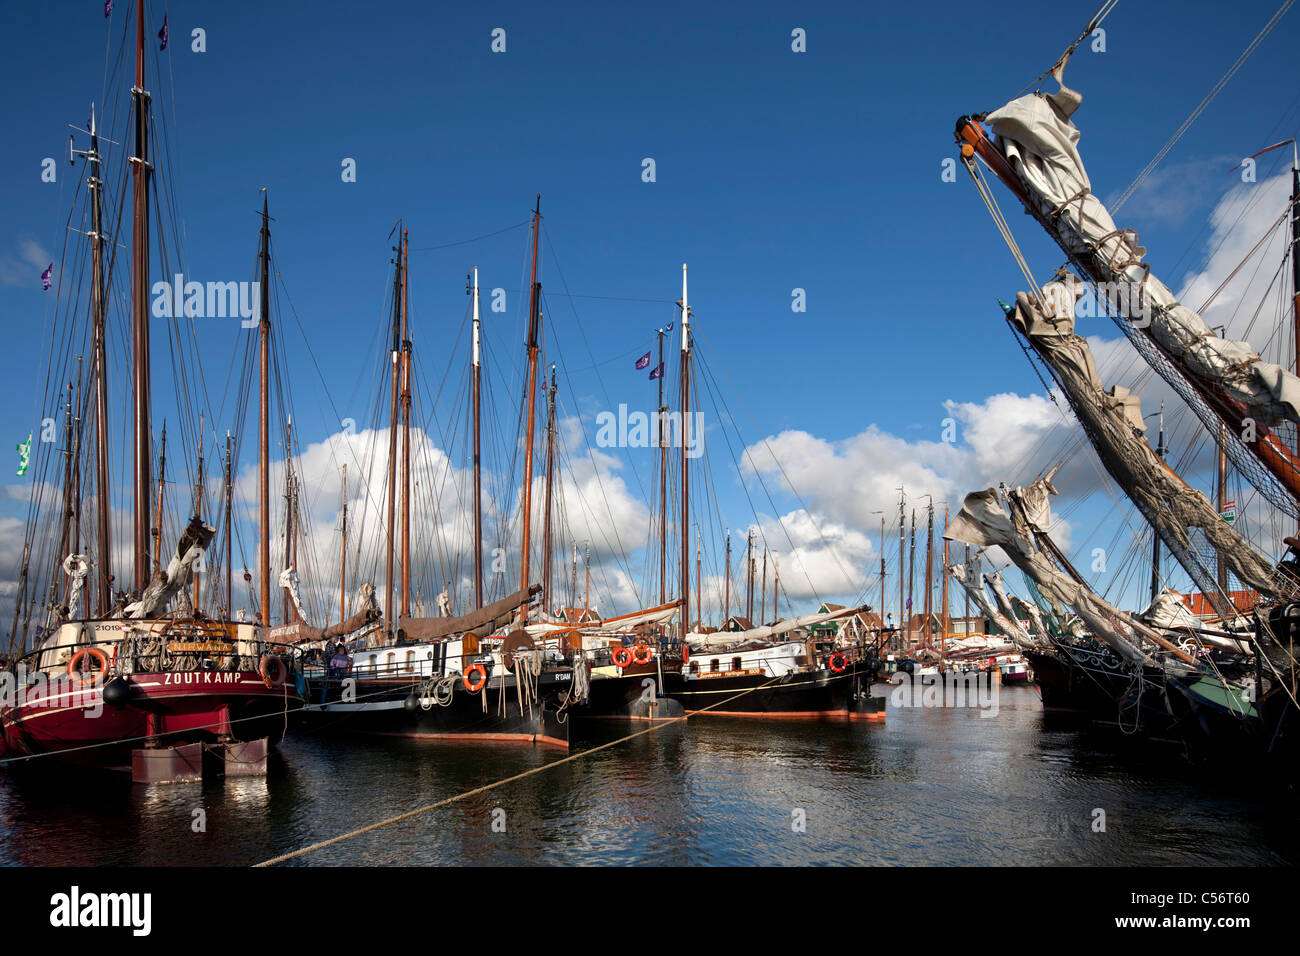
[1,685,1294,866]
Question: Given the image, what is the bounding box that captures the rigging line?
[1111,0,1295,214]
[408,219,530,252]
[253,671,791,867]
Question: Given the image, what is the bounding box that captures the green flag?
[16,433,31,477]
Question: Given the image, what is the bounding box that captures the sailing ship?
[948,3,1300,768]
[1,1,304,782]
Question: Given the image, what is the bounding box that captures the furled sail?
[1007,274,1286,604]
[684,604,868,649]
[398,585,541,642]
[946,560,1035,650]
[524,602,681,639]
[945,477,1152,666]
[984,81,1300,429]
[122,517,214,620]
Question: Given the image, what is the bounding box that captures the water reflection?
[0,686,1294,865]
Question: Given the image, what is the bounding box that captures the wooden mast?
[400,229,411,617]
[340,464,348,624]
[1292,142,1300,532]
[724,531,731,623]
[470,268,484,609]
[193,415,203,612]
[130,0,152,595]
[879,515,886,648]
[281,420,292,622]
[696,534,702,631]
[745,529,754,622]
[679,263,691,639]
[657,326,667,604]
[760,547,767,625]
[906,509,915,646]
[85,104,113,614]
[897,489,905,651]
[941,505,949,657]
[542,364,557,616]
[384,224,402,637]
[258,195,271,626]
[519,197,543,605]
[153,424,165,574]
[223,433,232,615]
[924,498,933,648]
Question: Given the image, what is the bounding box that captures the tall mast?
[583,540,590,615]
[1292,141,1300,531]
[724,531,731,622]
[58,381,73,593]
[520,198,543,602]
[193,415,203,612]
[897,488,905,652]
[907,509,916,646]
[384,223,402,636]
[657,326,667,604]
[76,103,113,614]
[400,229,411,617]
[282,420,294,622]
[223,433,232,615]
[941,505,949,657]
[130,0,152,594]
[542,364,557,615]
[879,515,886,647]
[772,553,779,622]
[1217,421,1229,595]
[695,535,702,631]
[924,498,934,648]
[1150,404,1166,602]
[340,464,348,624]
[745,530,754,621]
[760,547,767,625]
[257,195,271,626]
[679,264,691,638]
[470,268,484,609]
[153,424,165,574]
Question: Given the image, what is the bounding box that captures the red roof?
[1177,590,1258,617]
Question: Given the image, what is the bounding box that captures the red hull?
[2,670,300,770]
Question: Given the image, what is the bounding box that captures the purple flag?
[634,351,651,370]
[41,263,53,291]
[104,0,113,17]
[648,363,663,380]
[158,13,167,50]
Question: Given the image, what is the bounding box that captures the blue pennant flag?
[649,363,664,380]
[634,351,651,370]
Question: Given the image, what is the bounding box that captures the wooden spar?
[745,530,754,621]
[58,381,73,599]
[964,543,971,635]
[193,414,203,612]
[958,118,1300,507]
[907,510,915,645]
[583,540,590,615]
[153,424,165,574]
[73,358,83,563]
[282,420,294,622]
[340,463,348,624]
[1292,145,1300,531]
[657,326,667,604]
[258,196,271,626]
[1217,422,1229,594]
[897,489,905,651]
[542,364,557,617]
[520,197,543,605]
[470,268,483,609]
[773,553,779,622]
[924,498,933,647]
[400,229,411,617]
[679,263,691,639]
[760,547,767,625]
[384,224,401,636]
[941,505,949,656]
[1150,407,1166,602]
[696,534,702,630]
[130,0,152,594]
[724,531,731,622]
[86,105,112,614]
[879,516,886,645]
[224,433,232,615]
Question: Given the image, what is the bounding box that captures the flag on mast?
[41,263,52,290]
[158,14,168,50]
[634,351,651,370]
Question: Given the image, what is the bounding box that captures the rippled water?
[1,686,1294,866]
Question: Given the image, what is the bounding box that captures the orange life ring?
[828,652,848,673]
[463,664,487,693]
[68,647,109,681]
[611,646,633,668]
[632,643,653,665]
[260,654,287,688]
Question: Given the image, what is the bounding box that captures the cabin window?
[710,659,719,673]
[405,651,415,671]
[732,657,742,672]
[368,654,377,671]
[688,661,699,674]
[386,652,396,670]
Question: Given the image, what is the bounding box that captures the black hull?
[663,663,863,717]
[575,672,685,720]
[302,670,571,747]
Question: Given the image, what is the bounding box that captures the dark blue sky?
[2,0,1297,618]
